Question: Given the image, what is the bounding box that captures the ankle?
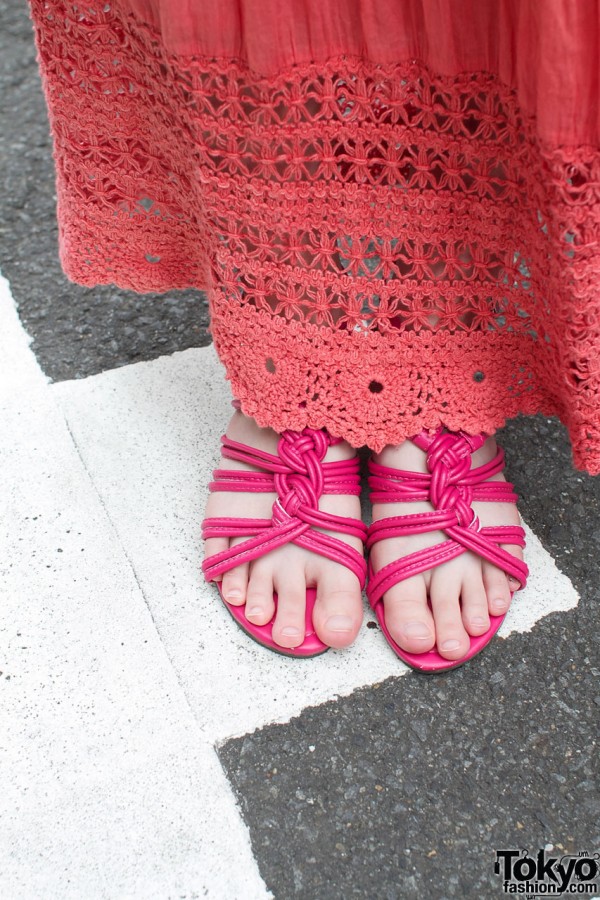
[226,409,356,461]
[226,409,279,453]
[373,438,428,472]
[372,431,498,473]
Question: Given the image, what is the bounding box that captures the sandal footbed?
[215,581,330,658]
[373,591,515,673]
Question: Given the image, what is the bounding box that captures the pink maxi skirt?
[29,1,600,470]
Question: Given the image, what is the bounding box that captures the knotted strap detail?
[202,423,367,587]
[367,427,529,609]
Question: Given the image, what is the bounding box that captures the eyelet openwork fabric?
[28,0,600,472]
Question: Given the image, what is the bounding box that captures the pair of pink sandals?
[202,400,529,672]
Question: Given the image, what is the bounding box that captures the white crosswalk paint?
[0,272,579,899]
[49,341,579,740]
[0,274,270,900]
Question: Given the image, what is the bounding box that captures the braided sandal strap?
[366,427,529,609]
[202,424,367,587]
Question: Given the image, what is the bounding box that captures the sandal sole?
[214,582,330,658]
[374,595,512,673]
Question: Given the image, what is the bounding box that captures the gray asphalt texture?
[3,3,598,898]
[220,415,600,898]
[1,3,211,384]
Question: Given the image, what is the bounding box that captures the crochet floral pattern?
[29,1,600,471]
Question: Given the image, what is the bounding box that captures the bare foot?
[203,409,364,650]
[370,434,524,663]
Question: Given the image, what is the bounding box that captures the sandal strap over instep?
[202,426,367,586]
[366,427,529,608]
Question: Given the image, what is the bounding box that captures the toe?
[221,560,250,606]
[313,564,363,649]
[482,559,513,617]
[203,537,229,583]
[502,544,523,595]
[382,575,436,654]
[429,573,470,660]
[502,541,525,596]
[219,535,259,604]
[460,573,491,636]
[244,564,276,626]
[507,575,521,593]
[272,568,307,649]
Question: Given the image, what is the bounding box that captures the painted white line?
[499,521,576,637]
[0,273,270,900]
[0,265,580,900]
[48,324,579,743]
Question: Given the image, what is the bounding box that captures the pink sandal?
[202,401,367,657]
[366,427,529,672]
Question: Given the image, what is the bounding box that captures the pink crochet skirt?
[29,1,600,471]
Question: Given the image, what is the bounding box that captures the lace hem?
[29,0,600,472]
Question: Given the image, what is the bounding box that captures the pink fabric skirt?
[29,1,600,471]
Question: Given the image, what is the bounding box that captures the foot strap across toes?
[366,427,529,670]
[201,410,367,655]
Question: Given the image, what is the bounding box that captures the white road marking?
[0,274,270,900]
[0,271,579,898]
[49,339,579,742]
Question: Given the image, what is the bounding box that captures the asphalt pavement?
[1,3,598,898]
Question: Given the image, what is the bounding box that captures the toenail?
[440,639,460,651]
[246,606,263,617]
[325,615,353,632]
[493,599,508,611]
[402,622,432,639]
[225,590,242,601]
[470,616,487,627]
[282,626,301,636]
